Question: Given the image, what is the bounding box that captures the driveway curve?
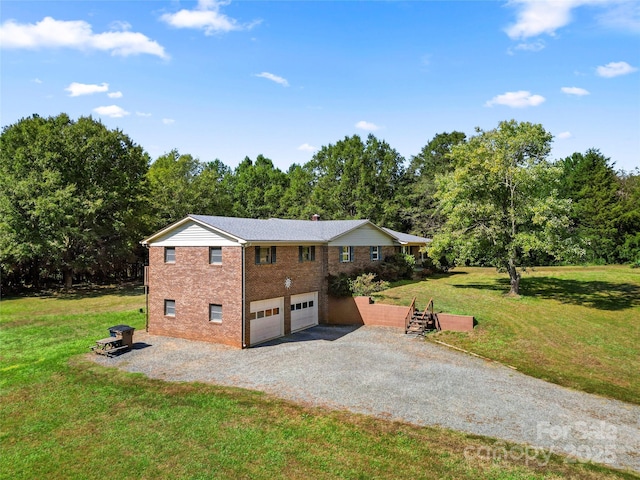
[91,325,640,473]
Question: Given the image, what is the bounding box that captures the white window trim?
[209,247,222,264]
[209,304,222,323]
[164,299,176,316]
[164,247,176,263]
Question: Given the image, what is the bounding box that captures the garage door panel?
[291,292,318,332]
[250,297,284,345]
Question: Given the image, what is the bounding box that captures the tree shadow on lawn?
[453,277,640,311]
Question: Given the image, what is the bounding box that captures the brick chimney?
[311,214,320,221]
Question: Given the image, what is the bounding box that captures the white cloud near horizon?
[596,61,638,77]
[557,131,573,139]
[161,0,259,35]
[355,120,381,131]
[93,105,130,118]
[505,0,640,40]
[65,82,109,97]
[162,118,175,125]
[485,90,545,108]
[561,86,590,96]
[0,17,168,58]
[136,112,152,117]
[297,143,317,152]
[108,91,123,98]
[255,72,289,87]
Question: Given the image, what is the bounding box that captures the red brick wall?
[328,296,410,328]
[244,245,327,345]
[147,246,243,347]
[327,246,396,276]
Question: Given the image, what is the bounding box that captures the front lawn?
[1,283,637,479]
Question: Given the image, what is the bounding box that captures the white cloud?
[557,131,573,139]
[485,90,546,108]
[108,91,123,98]
[297,143,317,152]
[506,0,577,39]
[160,0,259,35]
[33,78,43,84]
[136,112,152,117]
[597,2,640,33]
[561,86,590,96]
[65,82,109,97]
[596,61,638,77]
[93,105,130,118]
[505,0,638,40]
[0,16,168,58]
[508,40,546,54]
[355,120,381,131]
[255,72,289,87]
[162,118,175,125]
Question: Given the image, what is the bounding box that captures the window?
[370,246,381,261]
[250,307,278,320]
[209,304,222,323]
[209,247,222,264]
[401,246,410,255]
[299,246,316,262]
[164,299,176,316]
[164,247,176,263]
[255,246,276,264]
[339,246,353,263]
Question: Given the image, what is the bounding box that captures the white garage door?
[290,292,318,333]
[249,297,284,345]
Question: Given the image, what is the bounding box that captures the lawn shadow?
[453,277,640,311]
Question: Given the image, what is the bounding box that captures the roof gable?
[142,215,430,246]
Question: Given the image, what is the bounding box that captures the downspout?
[143,244,150,332]
[242,245,246,348]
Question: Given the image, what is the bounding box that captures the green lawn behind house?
[379,265,640,405]
[1,281,638,479]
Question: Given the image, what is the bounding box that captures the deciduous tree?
[428,120,573,295]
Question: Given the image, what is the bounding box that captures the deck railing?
[404,297,417,333]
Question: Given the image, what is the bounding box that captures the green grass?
[379,265,640,405]
[1,283,638,479]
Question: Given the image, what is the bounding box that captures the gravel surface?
[91,325,640,472]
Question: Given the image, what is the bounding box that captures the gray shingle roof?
[382,227,432,244]
[189,215,373,242]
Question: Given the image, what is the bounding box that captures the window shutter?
[339,247,343,263]
[350,246,354,262]
[255,246,260,264]
[370,246,373,261]
[311,246,315,261]
[299,246,303,263]
[271,246,277,264]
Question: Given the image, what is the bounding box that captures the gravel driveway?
[91,325,640,472]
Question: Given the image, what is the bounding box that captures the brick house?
[141,215,430,348]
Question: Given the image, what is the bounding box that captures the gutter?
[242,244,246,348]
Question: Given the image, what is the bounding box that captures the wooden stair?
[405,298,440,335]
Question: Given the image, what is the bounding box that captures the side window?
[299,246,316,262]
[164,247,176,263]
[209,304,222,323]
[255,246,276,264]
[339,246,353,263]
[370,246,381,261]
[209,247,222,264]
[164,299,176,316]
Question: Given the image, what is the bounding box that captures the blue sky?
[1,0,639,172]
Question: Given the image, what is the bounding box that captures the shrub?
[328,273,352,297]
[349,273,390,296]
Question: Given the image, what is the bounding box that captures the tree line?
[1,113,638,292]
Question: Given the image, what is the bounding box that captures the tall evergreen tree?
[559,149,621,263]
